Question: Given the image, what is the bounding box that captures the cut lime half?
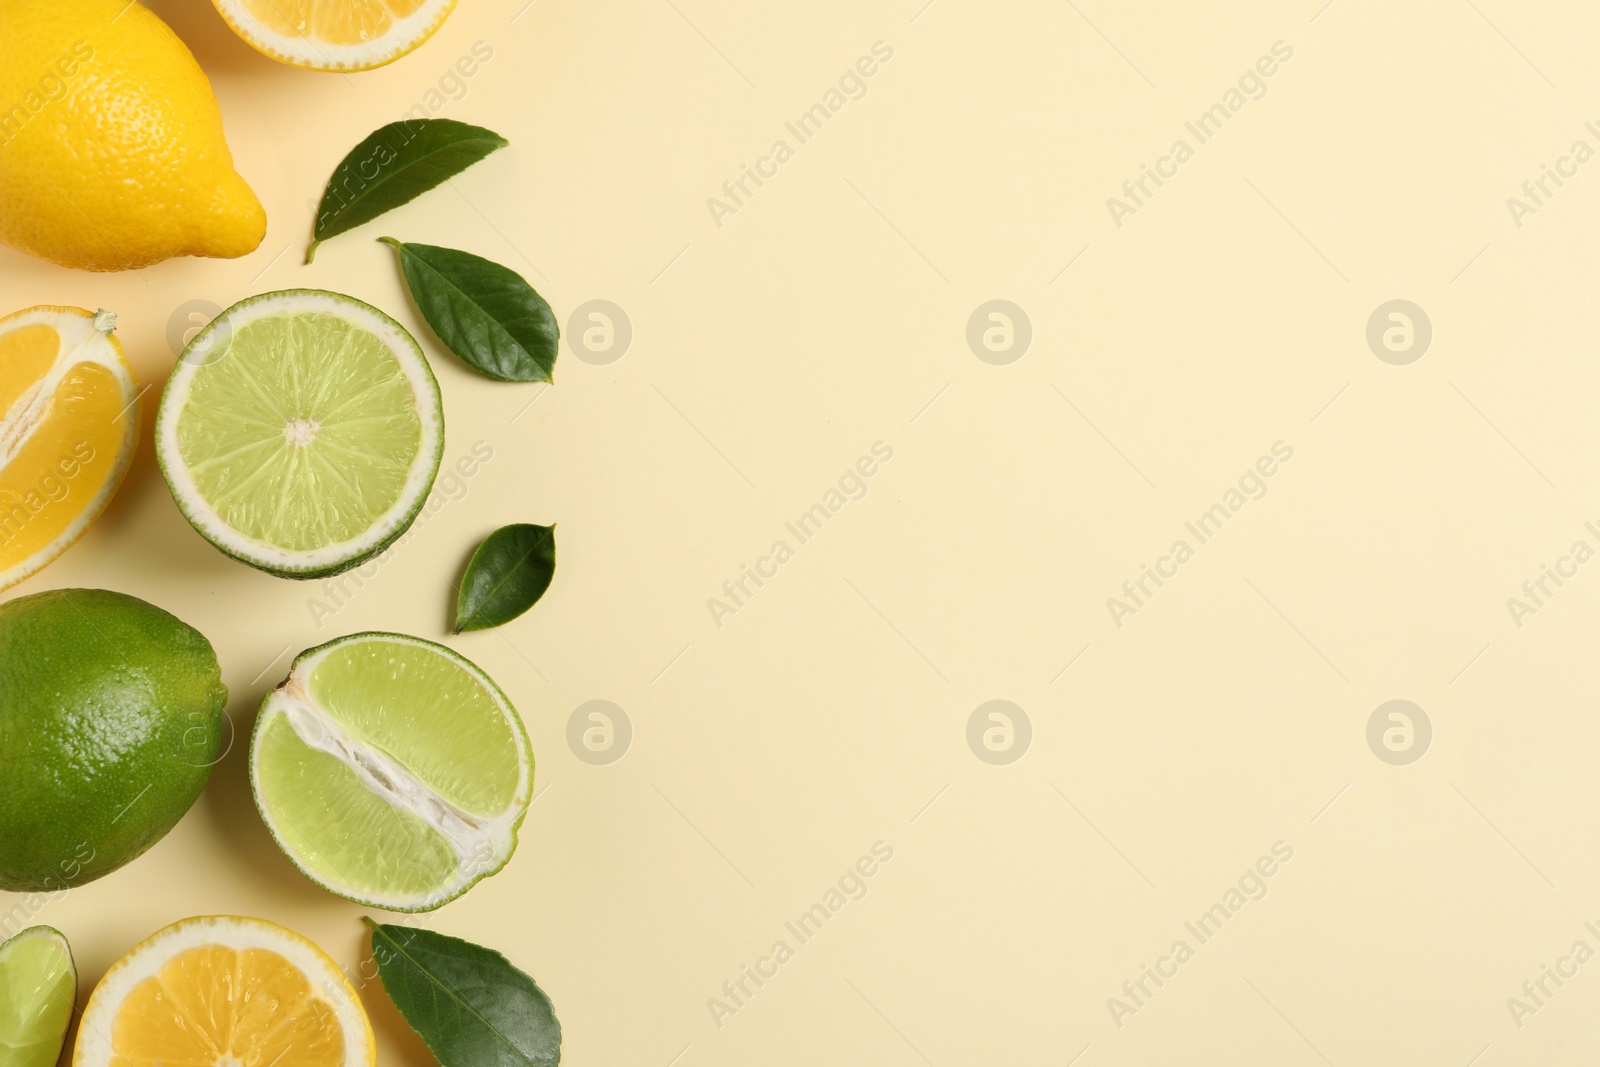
[0,926,75,1067]
[250,632,533,911]
[155,290,442,579]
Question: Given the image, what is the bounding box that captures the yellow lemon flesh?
[0,0,266,272]
[74,916,374,1067]
[213,0,458,72]
[0,306,138,591]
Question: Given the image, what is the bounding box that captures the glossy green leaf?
[364,919,560,1067]
[455,524,556,633]
[382,239,558,382]
[308,119,508,261]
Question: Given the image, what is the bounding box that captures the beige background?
[5,0,1600,1062]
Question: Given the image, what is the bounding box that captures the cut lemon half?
[0,926,76,1067]
[74,916,374,1067]
[155,290,442,579]
[0,307,139,591]
[211,0,457,71]
[251,632,534,912]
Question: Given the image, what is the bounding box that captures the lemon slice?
[211,0,458,71]
[74,916,374,1067]
[0,306,139,591]
[251,632,534,912]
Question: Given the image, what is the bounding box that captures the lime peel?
[155,289,443,579]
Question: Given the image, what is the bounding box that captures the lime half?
[250,632,533,911]
[156,290,443,579]
[0,927,75,1067]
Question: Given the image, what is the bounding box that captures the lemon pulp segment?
[213,0,457,71]
[0,307,137,591]
[74,917,374,1067]
[239,0,431,44]
[108,946,345,1067]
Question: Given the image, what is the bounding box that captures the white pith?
[0,307,138,591]
[284,417,321,446]
[73,916,373,1067]
[212,0,457,71]
[155,291,441,575]
[251,634,532,911]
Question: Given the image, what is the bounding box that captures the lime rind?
[155,290,443,580]
[249,632,533,912]
[0,926,76,1067]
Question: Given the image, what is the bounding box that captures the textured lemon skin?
[0,0,266,271]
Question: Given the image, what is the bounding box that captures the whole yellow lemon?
[0,0,266,271]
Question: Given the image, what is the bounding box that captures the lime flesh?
[0,927,75,1067]
[250,633,532,911]
[157,291,442,579]
[179,313,421,550]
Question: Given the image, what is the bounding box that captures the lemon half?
[212,0,458,72]
[74,916,374,1067]
[0,306,139,591]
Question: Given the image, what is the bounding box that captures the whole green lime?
[0,588,228,891]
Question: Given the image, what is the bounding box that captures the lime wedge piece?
[0,927,75,1067]
[155,290,443,578]
[249,632,533,911]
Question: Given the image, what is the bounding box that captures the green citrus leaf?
[455,524,556,633]
[308,119,508,261]
[364,919,560,1067]
[382,239,558,383]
